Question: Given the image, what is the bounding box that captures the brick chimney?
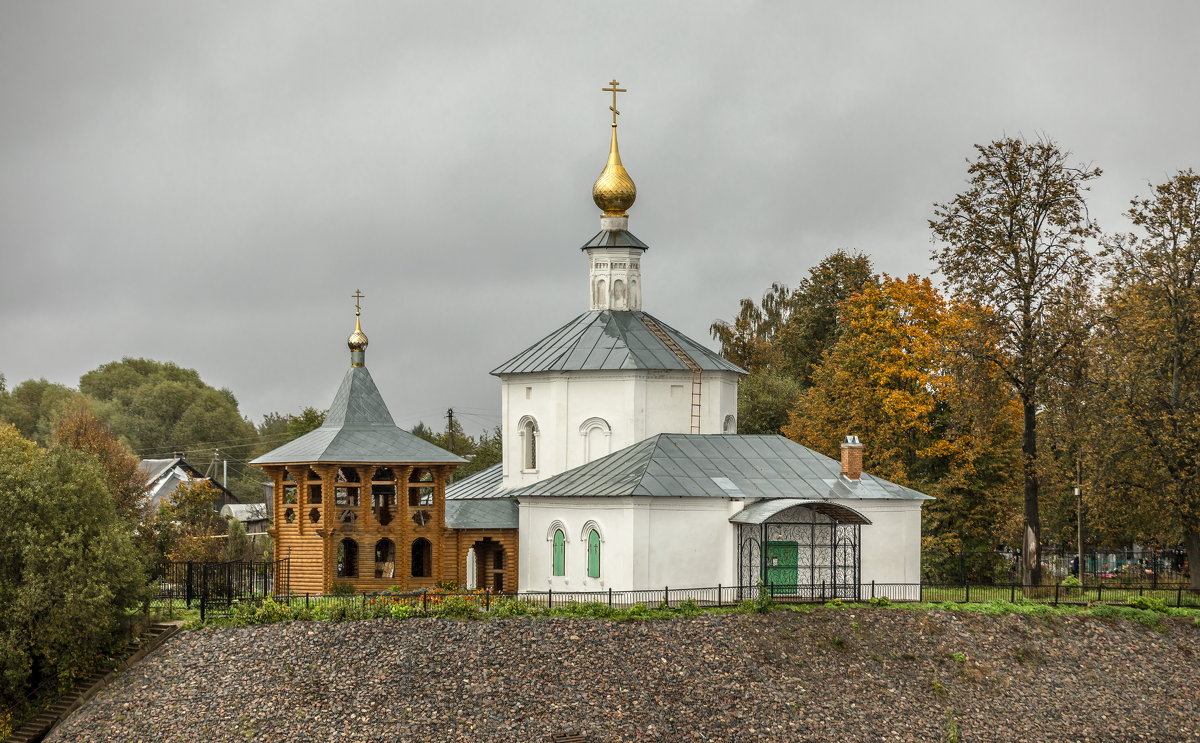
[840,435,863,480]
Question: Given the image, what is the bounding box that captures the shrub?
[1127,596,1168,613]
[1060,575,1082,588]
[824,598,846,609]
[869,596,892,607]
[389,603,421,620]
[490,598,543,618]
[0,426,149,709]
[676,599,701,617]
[434,596,481,620]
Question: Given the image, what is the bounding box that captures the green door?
[765,541,798,595]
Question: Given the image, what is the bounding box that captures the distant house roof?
[137,457,239,510]
[220,503,269,523]
[490,310,746,376]
[506,434,933,501]
[251,365,465,466]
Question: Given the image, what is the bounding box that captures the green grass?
[179,591,1200,629]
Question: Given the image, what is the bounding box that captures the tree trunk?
[1186,530,1200,592]
[1022,398,1042,588]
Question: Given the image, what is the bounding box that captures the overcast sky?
[3,2,1199,445]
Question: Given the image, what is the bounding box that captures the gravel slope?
[48,609,1199,742]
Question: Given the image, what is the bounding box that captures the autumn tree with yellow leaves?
[781,276,1022,574]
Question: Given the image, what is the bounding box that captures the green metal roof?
[251,366,465,466]
[506,434,933,501]
[446,464,505,499]
[445,498,518,529]
[490,311,746,376]
[580,228,650,250]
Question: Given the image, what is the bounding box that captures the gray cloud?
[3,1,1199,440]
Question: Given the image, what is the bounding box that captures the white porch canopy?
[729,499,872,525]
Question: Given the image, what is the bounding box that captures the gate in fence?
[155,559,290,618]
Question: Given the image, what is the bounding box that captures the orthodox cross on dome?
[602,79,626,128]
[347,289,368,366]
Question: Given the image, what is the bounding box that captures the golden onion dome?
[347,314,368,353]
[592,126,637,217]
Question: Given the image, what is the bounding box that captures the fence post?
[422,591,428,615]
[871,580,875,600]
[548,588,553,610]
[919,581,923,603]
[608,587,612,607]
[306,593,310,610]
[664,586,669,608]
[1010,582,1016,603]
[1177,584,1183,608]
[186,562,194,608]
[965,581,970,604]
[1054,581,1059,607]
[821,580,826,602]
[717,584,722,607]
[1097,583,1103,603]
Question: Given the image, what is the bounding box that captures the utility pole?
[446,408,456,451]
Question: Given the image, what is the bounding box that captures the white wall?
[520,496,925,592]
[499,369,740,490]
[834,499,925,586]
[518,496,739,591]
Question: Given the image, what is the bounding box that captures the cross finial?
[602,79,626,128]
[352,289,365,316]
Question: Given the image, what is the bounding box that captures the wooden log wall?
[264,462,481,595]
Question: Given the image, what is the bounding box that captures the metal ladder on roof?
[639,315,703,434]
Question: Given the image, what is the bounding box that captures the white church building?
[445,84,930,596]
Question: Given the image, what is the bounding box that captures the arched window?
[519,416,539,471]
[723,414,736,434]
[337,538,358,578]
[552,529,566,576]
[586,529,601,579]
[612,279,626,309]
[411,538,432,578]
[374,538,395,579]
[579,417,611,463]
[596,278,607,308]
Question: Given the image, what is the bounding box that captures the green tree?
[51,400,149,522]
[930,136,1101,586]
[710,251,876,381]
[1090,170,1200,587]
[0,425,148,709]
[223,516,251,562]
[0,378,83,445]
[782,276,1022,568]
[152,480,228,562]
[736,372,804,435]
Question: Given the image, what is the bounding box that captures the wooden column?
[396,465,414,585]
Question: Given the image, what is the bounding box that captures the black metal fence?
[924,547,1190,585]
[153,559,289,617]
[187,580,1200,622]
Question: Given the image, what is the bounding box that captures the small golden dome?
[592,127,637,217]
[347,314,368,353]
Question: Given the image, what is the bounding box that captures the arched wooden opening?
[337,538,358,578]
[411,537,432,578]
[472,538,507,593]
[375,538,395,579]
